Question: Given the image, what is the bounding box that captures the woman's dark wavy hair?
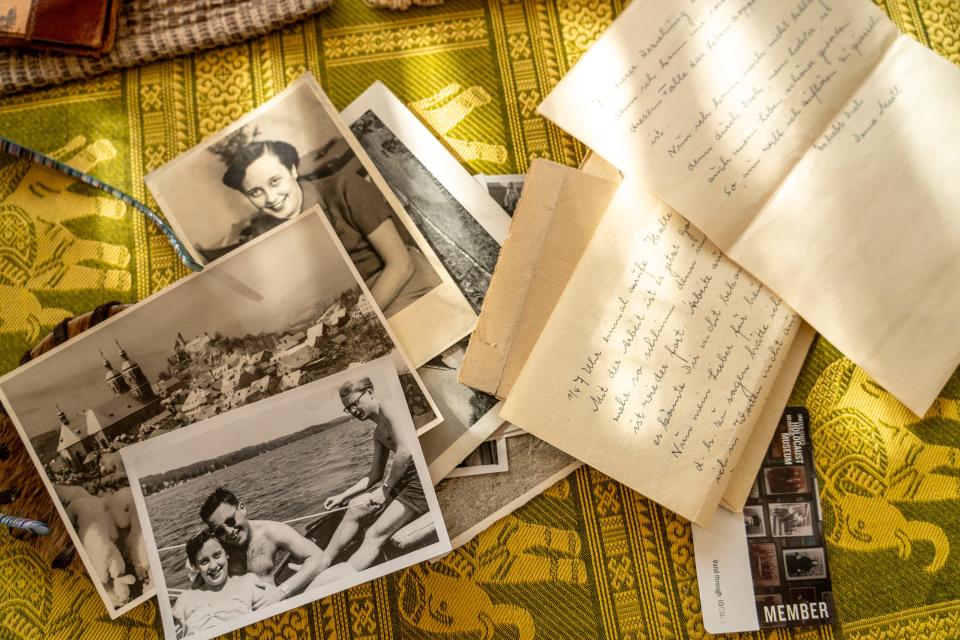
[185,529,221,566]
[222,140,300,191]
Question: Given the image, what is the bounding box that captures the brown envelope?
[458,159,620,398]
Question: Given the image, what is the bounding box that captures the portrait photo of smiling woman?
[211,136,441,316]
[146,74,478,366]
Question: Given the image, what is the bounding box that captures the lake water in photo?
[146,419,374,591]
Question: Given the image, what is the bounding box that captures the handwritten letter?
[540,0,960,415]
[502,180,799,526]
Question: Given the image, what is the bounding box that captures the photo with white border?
[341,82,516,479]
[122,357,449,640]
[146,73,476,367]
[0,211,439,617]
[445,438,508,479]
[342,81,512,315]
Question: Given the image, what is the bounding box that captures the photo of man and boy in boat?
[123,358,447,640]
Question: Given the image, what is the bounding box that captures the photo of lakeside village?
[33,285,430,491]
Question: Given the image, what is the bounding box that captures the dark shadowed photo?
[123,358,448,640]
[0,213,437,616]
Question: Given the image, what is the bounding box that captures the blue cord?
[0,135,203,272]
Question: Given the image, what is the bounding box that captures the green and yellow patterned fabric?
[1,1,959,638]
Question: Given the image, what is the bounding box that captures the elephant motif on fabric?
[0,136,130,342]
[807,359,959,572]
[398,562,535,640]
[396,514,586,638]
[408,84,508,164]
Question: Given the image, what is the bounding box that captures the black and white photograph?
[122,357,449,640]
[445,438,509,479]
[763,466,810,495]
[146,73,478,367]
[433,433,581,547]
[783,548,828,581]
[769,502,814,538]
[743,504,767,537]
[342,81,512,315]
[475,174,525,216]
[340,83,515,482]
[416,337,505,482]
[0,212,438,617]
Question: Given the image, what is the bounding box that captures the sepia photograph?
[769,502,814,538]
[343,81,511,315]
[783,548,828,580]
[475,173,525,216]
[445,438,508,479]
[122,358,449,640]
[743,504,767,537]
[763,466,810,495]
[748,542,781,587]
[146,73,477,367]
[0,212,438,616]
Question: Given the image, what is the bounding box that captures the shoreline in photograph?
[122,358,449,640]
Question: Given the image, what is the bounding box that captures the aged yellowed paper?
[501,178,801,526]
[539,0,960,416]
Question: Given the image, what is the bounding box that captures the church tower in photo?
[115,340,156,402]
[100,349,130,395]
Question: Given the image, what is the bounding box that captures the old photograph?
[743,505,766,537]
[0,212,438,616]
[475,173,525,216]
[343,81,512,315]
[340,82,514,480]
[769,502,814,538]
[486,422,526,441]
[445,438,508,479]
[783,548,828,581]
[416,337,505,482]
[122,358,449,640]
[748,542,781,587]
[146,73,477,367]
[433,433,580,547]
[763,466,810,495]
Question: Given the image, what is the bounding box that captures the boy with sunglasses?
[199,487,329,610]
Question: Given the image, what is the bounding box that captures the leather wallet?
[0,0,121,57]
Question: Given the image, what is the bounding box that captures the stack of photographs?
[341,82,514,483]
[0,211,444,623]
[0,73,582,635]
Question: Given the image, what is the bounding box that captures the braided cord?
[0,135,203,272]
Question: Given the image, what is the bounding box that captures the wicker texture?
[0,0,333,96]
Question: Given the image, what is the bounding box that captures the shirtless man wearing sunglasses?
[199,487,336,610]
